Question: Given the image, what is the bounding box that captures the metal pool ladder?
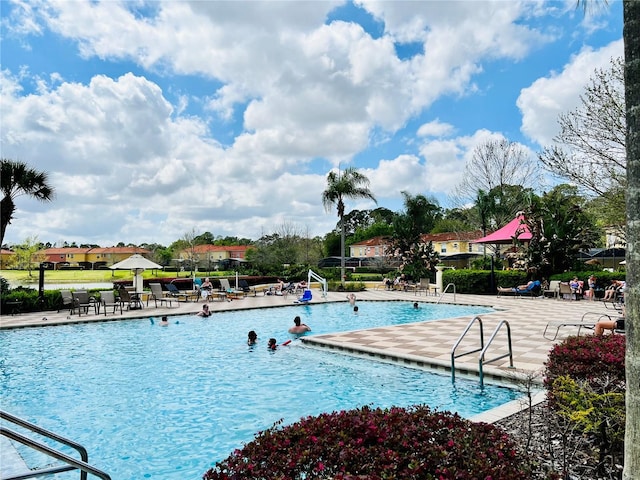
[0,410,112,480]
[450,316,514,387]
[436,283,456,304]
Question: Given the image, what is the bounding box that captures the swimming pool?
[0,301,518,479]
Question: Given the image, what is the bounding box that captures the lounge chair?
[294,289,312,304]
[238,279,256,297]
[99,290,122,316]
[166,283,194,302]
[72,290,99,316]
[497,280,541,298]
[220,278,244,299]
[543,311,605,340]
[515,280,542,297]
[147,283,174,308]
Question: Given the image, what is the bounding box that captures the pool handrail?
[450,315,484,383]
[478,320,514,388]
[0,409,111,480]
[436,283,456,304]
[307,269,328,298]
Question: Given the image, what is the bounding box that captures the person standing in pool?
[268,338,278,350]
[346,293,357,306]
[288,316,311,334]
[159,316,169,326]
[247,330,258,345]
[197,304,211,317]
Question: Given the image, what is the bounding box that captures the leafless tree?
[539,57,626,227]
[454,138,540,204]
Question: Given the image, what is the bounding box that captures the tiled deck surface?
[0,287,621,475]
[1,287,618,380]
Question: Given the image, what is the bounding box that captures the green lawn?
[0,269,205,284]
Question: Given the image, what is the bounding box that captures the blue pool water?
[0,301,518,479]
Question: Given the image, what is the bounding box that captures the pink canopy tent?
[473,214,532,244]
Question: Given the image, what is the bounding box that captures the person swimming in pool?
[247,330,258,345]
[159,316,169,326]
[288,315,311,334]
[197,304,211,317]
[268,338,278,350]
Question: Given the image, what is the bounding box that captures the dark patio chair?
[118,287,145,310]
[72,290,99,316]
[99,290,122,316]
[166,283,194,302]
[59,290,75,314]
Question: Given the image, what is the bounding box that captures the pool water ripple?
[0,301,519,479]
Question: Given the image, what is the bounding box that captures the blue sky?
[0,0,624,247]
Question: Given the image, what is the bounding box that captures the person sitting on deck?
[595,307,625,336]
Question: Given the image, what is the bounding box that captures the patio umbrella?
[110,254,162,292]
[472,214,532,292]
[472,214,532,244]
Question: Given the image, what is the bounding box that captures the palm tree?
[322,167,376,284]
[1,159,55,246]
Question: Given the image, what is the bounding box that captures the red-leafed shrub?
[544,334,626,471]
[203,405,530,480]
[544,334,626,391]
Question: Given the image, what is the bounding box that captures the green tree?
[322,167,376,283]
[0,159,55,246]
[14,235,44,277]
[194,231,215,245]
[523,185,600,278]
[390,192,441,281]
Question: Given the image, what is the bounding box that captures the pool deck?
[1,289,620,413]
[0,288,620,476]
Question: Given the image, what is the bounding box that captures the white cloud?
[517,39,623,147]
[417,120,455,138]
[0,1,622,246]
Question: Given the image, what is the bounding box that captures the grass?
[0,269,222,285]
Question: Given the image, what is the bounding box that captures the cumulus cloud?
[517,39,623,147]
[0,1,621,246]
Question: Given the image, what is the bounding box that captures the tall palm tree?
[322,167,376,284]
[622,3,639,478]
[1,159,55,246]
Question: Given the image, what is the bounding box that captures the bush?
[544,335,626,390]
[203,405,530,480]
[441,270,528,294]
[544,335,626,470]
